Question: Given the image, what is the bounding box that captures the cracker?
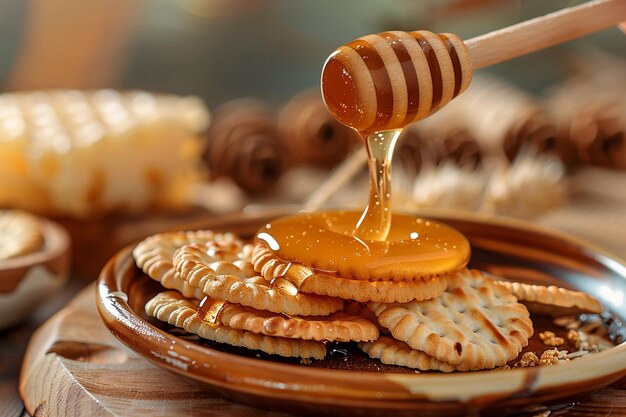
[174,242,343,316]
[0,210,44,260]
[253,243,448,303]
[205,298,378,342]
[344,301,381,326]
[371,269,533,369]
[494,281,603,314]
[344,301,391,335]
[133,230,229,299]
[359,336,457,372]
[146,291,326,359]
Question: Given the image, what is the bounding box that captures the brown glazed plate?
[96,209,626,416]
[0,217,70,330]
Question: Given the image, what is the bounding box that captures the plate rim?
[96,210,626,407]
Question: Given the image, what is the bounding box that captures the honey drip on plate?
[196,296,229,325]
[355,129,401,241]
[268,262,310,296]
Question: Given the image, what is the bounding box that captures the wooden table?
[2,167,626,416]
[0,324,30,417]
[0,280,83,417]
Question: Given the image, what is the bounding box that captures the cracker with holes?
[494,281,602,315]
[0,210,44,260]
[146,291,326,359]
[133,230,230,299]
[198,296,378,342]
[174,242,343,316]
[252,243,448,303]
[370,269,533,370]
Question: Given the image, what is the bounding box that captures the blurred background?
[0,0,625,278]
[0,0,623,101]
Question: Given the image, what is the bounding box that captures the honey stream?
[355,129,402,242]
[253,33,471,291]
[254,122,469,289]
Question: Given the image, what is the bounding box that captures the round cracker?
[253,243,448,303]
[370,269,533,369]
[208,298,378,342]
[359,336,457,372]
[174,242,343,316]
[0,210,44,260]
[494,280,603,314]
[146,291,326,359]
[133,230,228,299]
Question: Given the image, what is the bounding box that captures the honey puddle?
[256,210,470,289]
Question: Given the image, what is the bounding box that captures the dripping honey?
[256,32,470,292]
[355,129,401,241]
[197,296,229,325]
[266,261,309,297]
[319,33,449,242]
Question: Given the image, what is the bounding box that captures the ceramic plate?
[0,217,70,330]
[96,210,626,416]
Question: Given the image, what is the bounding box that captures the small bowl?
[0,218,71,330]
[97,210,626,416]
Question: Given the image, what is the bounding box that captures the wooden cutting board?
[19,284,288,417]
[19,284,626,417]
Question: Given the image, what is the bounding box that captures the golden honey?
[254,31,472,286]
[321,31,470,134]
[196,296,229,325]
[355,130,400,241]
[256,211,470,281]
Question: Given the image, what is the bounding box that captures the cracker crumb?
[566,327,612,354]
[495,365,512,371]
[539,331,564,347]
[516,352,539,367]
[539,349,559,366]
[300,358,312,365]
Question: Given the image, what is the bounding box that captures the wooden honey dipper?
[321,0,626,135]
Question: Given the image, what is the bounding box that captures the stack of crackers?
[134,229,604,371]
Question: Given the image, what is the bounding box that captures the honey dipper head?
[321,31,472,134]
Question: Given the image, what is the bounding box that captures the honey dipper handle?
[465,0,626,69]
